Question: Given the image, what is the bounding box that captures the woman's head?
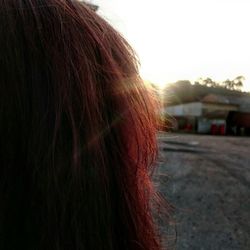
[0,1,162,249]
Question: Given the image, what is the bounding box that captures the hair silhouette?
[0,1,164,249]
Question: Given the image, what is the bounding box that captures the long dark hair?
[0,1,164,249]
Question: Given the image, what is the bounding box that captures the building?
[162,83,250,135]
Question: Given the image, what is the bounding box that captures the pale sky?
[91,0,250,92]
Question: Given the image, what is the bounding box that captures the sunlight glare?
[96,0,250,93]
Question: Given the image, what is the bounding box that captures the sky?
[90,0,250,92]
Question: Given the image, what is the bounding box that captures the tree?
[233,75,245,91]
[222,79,233,90]
[195,77,218,87]
[222,76,245,91]
[195,76,245,91]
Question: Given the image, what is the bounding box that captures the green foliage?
[196,76,245,91]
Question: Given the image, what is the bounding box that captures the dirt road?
[156,133,250,250]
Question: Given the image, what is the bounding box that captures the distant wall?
[164,102,238,119]
[164,102,202,117]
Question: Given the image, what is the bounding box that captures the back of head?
[0,1,161,249]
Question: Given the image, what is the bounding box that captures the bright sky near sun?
[91,0,250,92]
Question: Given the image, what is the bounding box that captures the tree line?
[194,76,245,91]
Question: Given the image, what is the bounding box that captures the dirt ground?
[155,133,250,250]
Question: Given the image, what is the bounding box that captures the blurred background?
[87,1,250,249]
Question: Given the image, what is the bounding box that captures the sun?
[141,71,170,90]
[153,80,169,90]
[143,78,169,92]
